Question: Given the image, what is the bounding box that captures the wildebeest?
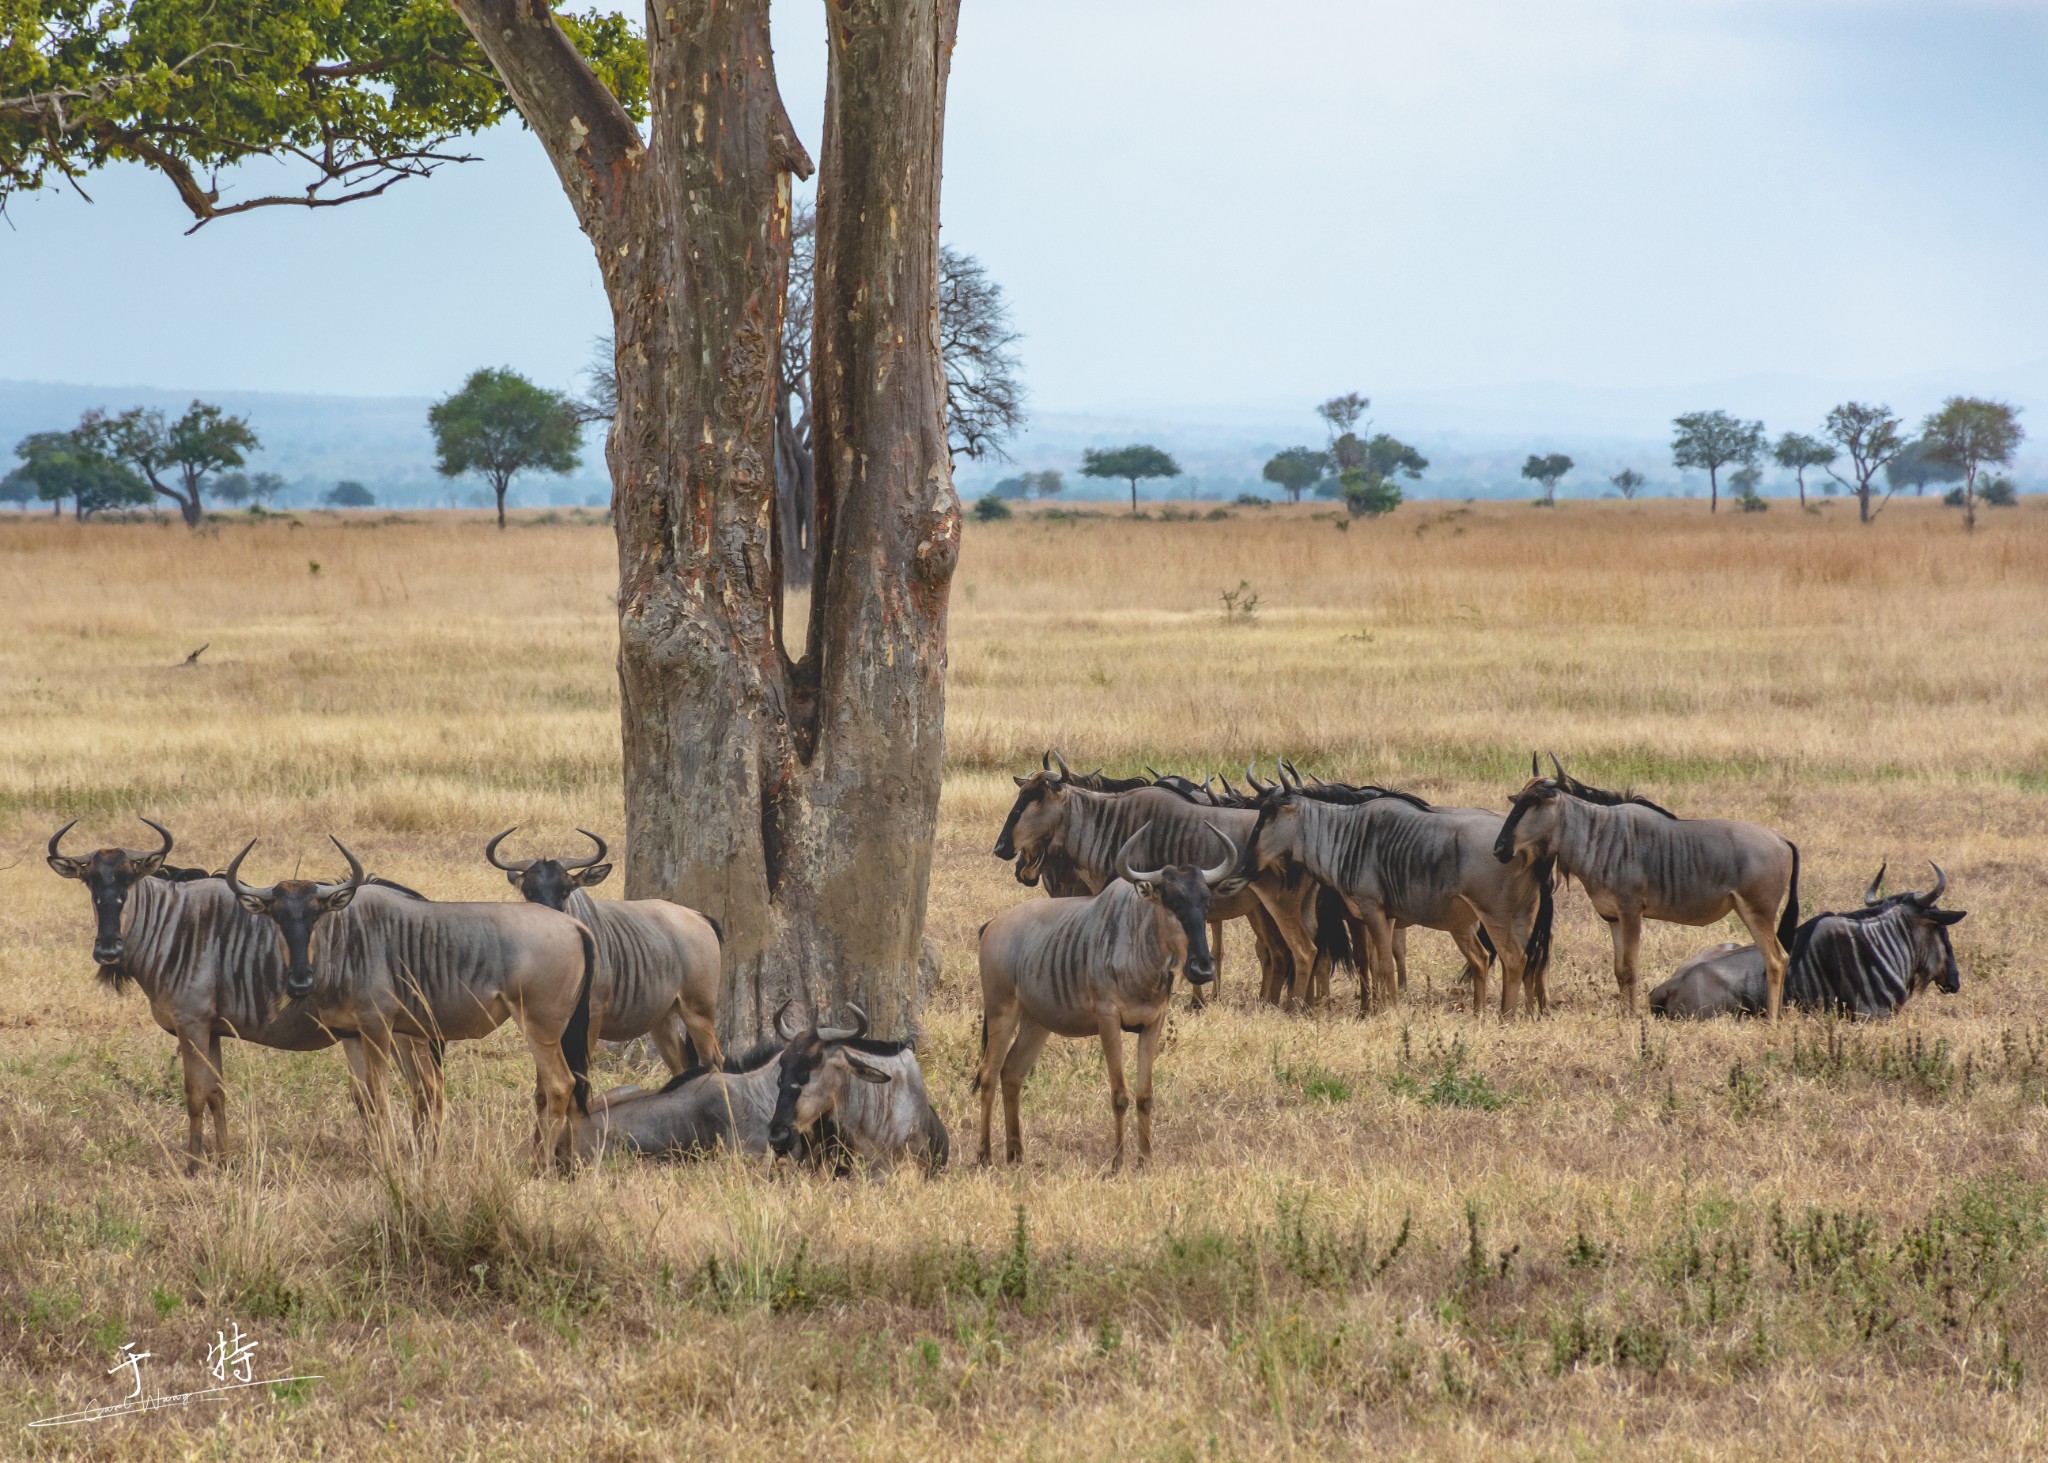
[484,827,723,1074]
[976,826,1239,1169]
[576,1005,945,1174]
[1650,863,1964,1020]
[1494,756,1800,1018]
[993,760,1336,1010]
[46,818,352,1172]
[226,838,596,1166]
[1248,783,1555,1016]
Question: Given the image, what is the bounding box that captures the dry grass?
[2,498,2046,1459]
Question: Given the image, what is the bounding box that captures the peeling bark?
[452,0,959,1044]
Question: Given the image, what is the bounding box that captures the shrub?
[972,495,1012,522]
[1233,492,1272,508]
[1343,469,1402,518]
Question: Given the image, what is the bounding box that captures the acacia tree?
[1884,438,1965,500]
[1520,451,1573,506]
[1671,411,1764,514]
[1921,397,2024,534]
[1082,444,1181,511]
[1262,446,1328,503]
[1821,402,1907,524]
[428,367,582,529]
[89,401,258,527]
[1771,431,1834,509]
[1610,468,1645,500]
[7,428,150,518]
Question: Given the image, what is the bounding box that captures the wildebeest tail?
[1522,855,1556,985]
[970,1013,987,1094]
[563,925,597,1114]
[1314,885,1356,974]
[1777,841,1801,955]
[1475,927,1498,970]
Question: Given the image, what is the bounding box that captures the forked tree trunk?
[454,0,960,1043]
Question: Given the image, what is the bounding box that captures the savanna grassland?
[3,496,2047,1460]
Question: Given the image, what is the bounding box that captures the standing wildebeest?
[484,827,723,1074]
[993,761,1336,1009]
[46,818,355,1172]
[1650,863,1964,1020]
[576,1006,945,1174]
[1247,784,1555,1016]
[1494,756,1800,1018]
[976,826,1239,1169]
[226,838,596,1165]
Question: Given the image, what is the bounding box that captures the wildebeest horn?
[223,838,267,900]
[1050,749,1074,780]
[1041,750,1052,771]
[773,998,803,1042]
[136,817,173,862]
[483,826,534,873]
[1530,751,1541,778]
[1279,760,1301,789]
[323,836,367,897]
[48,818,80,863]
[1863,861,1887,906]
[1201,826,1239,888]
[1245,762,1273,794]
[818,1003,870,1043]
[568,829,608,870]
[1548,751,1566,779]
[1116,824,1162,888]
[1915,862,1947,908]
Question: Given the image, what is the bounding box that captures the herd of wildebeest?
[41,751,1968,1177]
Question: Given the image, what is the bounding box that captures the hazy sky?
[4,0,2045,414]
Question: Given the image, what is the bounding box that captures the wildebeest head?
[1117,823,1241,985]
[226,837,368,999]
[995,765,1074,884]
[1843,861,1966,997]
[1494,753,1570,864]
[46,817,174,969]
[765,1003,894,1158]
[484,826,611,911]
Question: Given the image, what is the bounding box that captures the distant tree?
[1343,472,1403,519]
[1520,452,1574,506]
[0,466,34,510]
[428,367,583,530]
[940,246,1028,465]
[1671,411,1764,514]
[8,428,150,519]
[1317,434,1427,500]
[1027,469,1063,498]
[972,495,1012,522]
[212,470,287,507]
[1262,446,1329,504]
[1820,402,1908,525]
[1081,444,1181,512]
[326,480,375,508]
[1884,438,1966,499]
[1729,464,1767,512]
[1365,434,1428,482]
[1771,432,1835,509]
[1970,474,2019,508]
[88,400,258,527]
[577,335,619,425]
[1920,396,2025,533]
[1316,393,1369,438]
[1610,468,1645,500]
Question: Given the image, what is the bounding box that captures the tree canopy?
[6,426,150,518]
[1520,452,1574,505]
[1,0,647,226]
[1670,410,1764,513]
[1920,396,2024,533]
[1821,402,1907,524]
[937,246,1027,464]
[1883,438,1966,498]
[1771,431,1835,508]
[89,400,258,526]
[428,367,582,529]
[1609,468,1645,500]
[1262,446,1328,503]
[326,480,375,508]
[1081,444,1181,512]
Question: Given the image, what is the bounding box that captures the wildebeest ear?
[1133,880,1160,902]
[504,868,525,888]
[131,851,166,878]
[574,862,613,888]
[1211,874,1251,898]
[46,856,86,880]
[1013,775,1030,787]
[844,1053,892,1084]
[321,885,359,912]
[236,892,270,915]
[1926,908,1967,926]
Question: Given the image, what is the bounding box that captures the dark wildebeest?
[1248,783,1555,1016]
[993,760,1339,1010]
[45,818,363,1172]
[576,1005,945,1174]
[976,826,1240,1169]
[1650,863,1964,1020]
[1495,756,1800,1019]
[226,838,596,1166]
[484,827,722,1074]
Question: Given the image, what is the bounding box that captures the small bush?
[1220,580,1260,624]
[1739,493,1769,513]
[972,495,1012,522]
[1233,493,1271,507]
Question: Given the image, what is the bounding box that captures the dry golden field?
[2,496,2046,1460]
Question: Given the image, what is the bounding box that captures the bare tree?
[938,247,1027,465]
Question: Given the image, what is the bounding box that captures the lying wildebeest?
[45,818,362,1172]
[226,837,595,1166]
[1650,863,1964,1020]
[976,825,1240,1169]
[1247,782,1555,1016]
[484,827,723,1074]
[1495,755,1800,1018]
[994,757,1341,1010]
[576,1005,945,1174]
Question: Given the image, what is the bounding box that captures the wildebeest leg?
[176,1027,222,1175]
[975,998,1024,1166]
[1731,894,1788,1023]
[1132,1018,1164,1166]
[205,1032,229,1159]
[392,1036,445,1147]
[342,1035,399,1154]
[1096,1012,1132,1171]
[519,1023,578,1173]
[1609,912,1643,1012]
[1252,904,1290,1006]
[998,1021,1051,1165]
[1444,921,1492,1016]
[648,1009,694,1076]
[1392,925,1410,994]
[1358,906,1399,1015]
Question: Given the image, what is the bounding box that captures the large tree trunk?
[454,0,959,1045]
